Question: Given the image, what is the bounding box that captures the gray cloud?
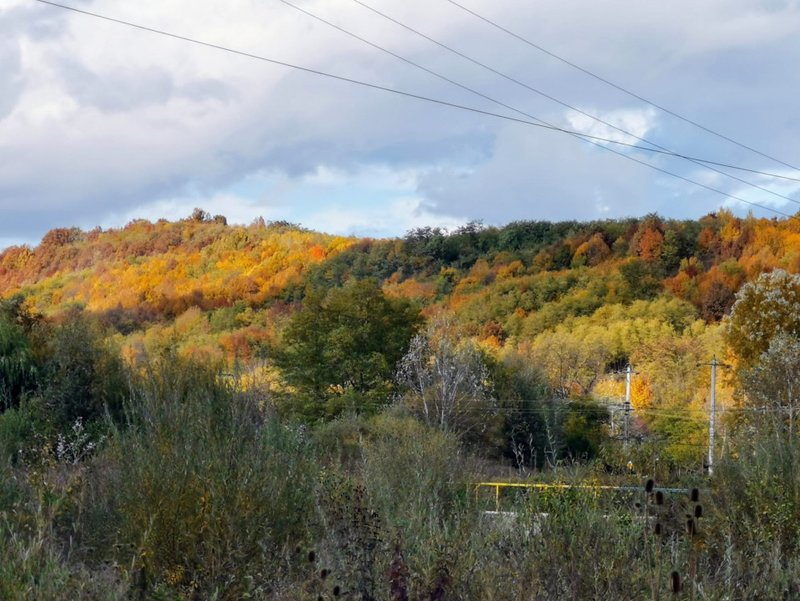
[56,57,236,113]
[0,38,22,121]
[416,123,662,224]
[3,0,800,245]
[58,58,177,113]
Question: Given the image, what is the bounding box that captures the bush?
[313,412,370,467]
[0,314,36,411]
[0,402,42,465]
[361,411,474,534]
[41,312,127,431]
[707,432,800,597]
[80,355,318,599]
[464,488,663,600]
[0,438,128,601]
[315,409,478,601]
[0,517,128,601]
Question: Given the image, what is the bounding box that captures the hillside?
[6,209,799,314]
[3,209,799,438]
[2,209,798,361]
[4,209,800,598]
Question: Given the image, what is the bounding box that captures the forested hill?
[2,210,798,331]
[2,208,800,459]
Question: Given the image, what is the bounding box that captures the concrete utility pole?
[708,357,718,475]
[698,356,729,475]
[624,364,632,446]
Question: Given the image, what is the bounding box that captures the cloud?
[101,165,466,238]
[722,169,800,213]
[565,107,657,147]
[2,0,800,247]
[416,122,671,223]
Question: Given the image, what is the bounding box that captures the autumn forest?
[2,209,800,599]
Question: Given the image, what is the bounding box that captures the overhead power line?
[275,0,798,216]
[351,0,800,206]
[443,0,800,174]
[32,0,799,218]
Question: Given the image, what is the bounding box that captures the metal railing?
[475,481,692,512]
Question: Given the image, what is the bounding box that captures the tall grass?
[1,356,800,599]
[77,355,318,599]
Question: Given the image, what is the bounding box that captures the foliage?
[40,311,127,431]
[726,268,800,368]
[276,280,420,419]
[562,399,610,460]
[0,401,47,465]
[491,349,555,468]
[3,209,800,598]
[0,315,36,410]
[739,333,800,435]
[0,359,796,599]
[709,431,800,596]
[80,355,318,599]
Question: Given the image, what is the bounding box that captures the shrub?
[41,311,127,431]
[80,355,318,599]
[0,402,42,465]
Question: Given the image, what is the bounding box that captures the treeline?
[3,210,799,326]
[2,209,800,462]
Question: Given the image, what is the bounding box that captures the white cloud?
[96,163,459,239]
[301,195,466,237]
[416,123,662,223]
[723,170,800,212]
[565,107,658,148]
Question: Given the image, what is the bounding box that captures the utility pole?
[624,364,632,446]
[708,357,717,475]
[698,356,729,475]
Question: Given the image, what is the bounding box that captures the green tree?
[276,280,420,419]
[619,258,662,301]
[562,400,609,460]
[0,297,40,411]
[491,349,556,469]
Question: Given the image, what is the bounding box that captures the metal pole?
[708,357,717,475]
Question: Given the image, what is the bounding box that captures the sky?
[2,0,800,249]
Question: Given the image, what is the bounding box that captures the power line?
[353,0,660,149]
[29,0,799,190]
[442,0,800,174]
[32,0,799,218]
[274,0,797,218]
[324,399,786,418]
[351,0,800,206]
